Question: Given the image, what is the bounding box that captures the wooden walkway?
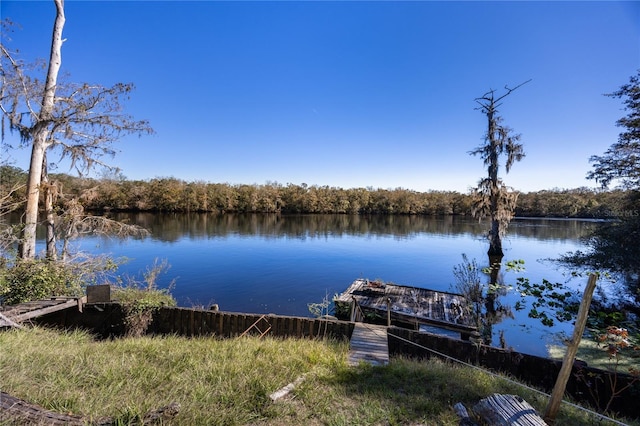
[347,323,389,367]
[0,297,85,328]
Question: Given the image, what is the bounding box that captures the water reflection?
[104,213,597,243]
[19,212,594,358]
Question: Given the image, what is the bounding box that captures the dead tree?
[469,80,529,258]
[0,1,153,259]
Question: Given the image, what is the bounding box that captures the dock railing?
[350,296,393,328]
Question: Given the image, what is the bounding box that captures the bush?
[0,259,84,305]
[111,258,177,336]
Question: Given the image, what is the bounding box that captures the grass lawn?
[0,327,637,425]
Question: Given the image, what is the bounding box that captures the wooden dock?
[335,279,477,337]
[0,297,85,328]
[348,323,389,367]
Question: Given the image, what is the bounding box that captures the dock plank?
[348,323,388,367]
[0,297,85,326]
[335,279,477,335]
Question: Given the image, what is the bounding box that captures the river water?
[52,213,600,358]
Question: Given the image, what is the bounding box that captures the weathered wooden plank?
[205,310,214,335]
[351,340,387,349]
[192,310,200,336]
[336,279,477,336]
[217,312,224,335]
[296,316,302,337]
[472,394,547,426]
[348,323,388,367]
[182,309,190,336]
[0,391,179,425]
[9,298,82,323]
[170,308,179,334]
[0,312,24,329]
[222,313,230,336]
[189,309,195,336]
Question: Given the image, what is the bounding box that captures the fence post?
[543,273,598,424]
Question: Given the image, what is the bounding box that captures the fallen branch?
[0,391,180,425]
[269,374,307,401]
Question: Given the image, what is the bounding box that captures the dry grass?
[0,327,636,425]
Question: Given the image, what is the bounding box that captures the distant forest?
[0,166,630,218]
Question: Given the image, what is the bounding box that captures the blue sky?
[1,1,639,193]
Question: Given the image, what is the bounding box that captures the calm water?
[59,213,598,358]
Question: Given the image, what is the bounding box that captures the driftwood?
[0,391,180,425]
[269,374,307,401]
[454,394,547,426]
[453,402,478,426]
[472,394,546,426]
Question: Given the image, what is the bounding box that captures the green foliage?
[0,259,85,305]
[514,278,579,327]
[6,169,634,217]
[452,255,517,344]
[588,69,640,190]
[589,310,628,331]
[563,211,640,303]
[115,286,175,338]
[113,286,176,313]
[111,258,176,337]
[572,70,640,309]
[516,188,629,218]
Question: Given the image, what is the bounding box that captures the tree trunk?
[19,139,46,259]
[481,253,503,344]
[543,274,598,424]
[487,107,504,257]
[488,218,503,256]
[19,0,65,259]
[43,160,58,260]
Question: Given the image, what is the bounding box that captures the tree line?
[0,165,630,218]
[1,3,638,420]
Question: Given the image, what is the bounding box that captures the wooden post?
[76,296,86,313]
[386,297,391,327]
[350,298,357,322]
[543,274,598,424]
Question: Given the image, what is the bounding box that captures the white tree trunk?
[20,139,47,259]
[19,0,65,259]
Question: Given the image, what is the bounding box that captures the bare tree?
[469,81,529,346]
[55,198,149,262]
[469,80,529,257]
[0,1,153,259]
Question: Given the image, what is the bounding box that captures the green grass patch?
[0,327,636,425]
